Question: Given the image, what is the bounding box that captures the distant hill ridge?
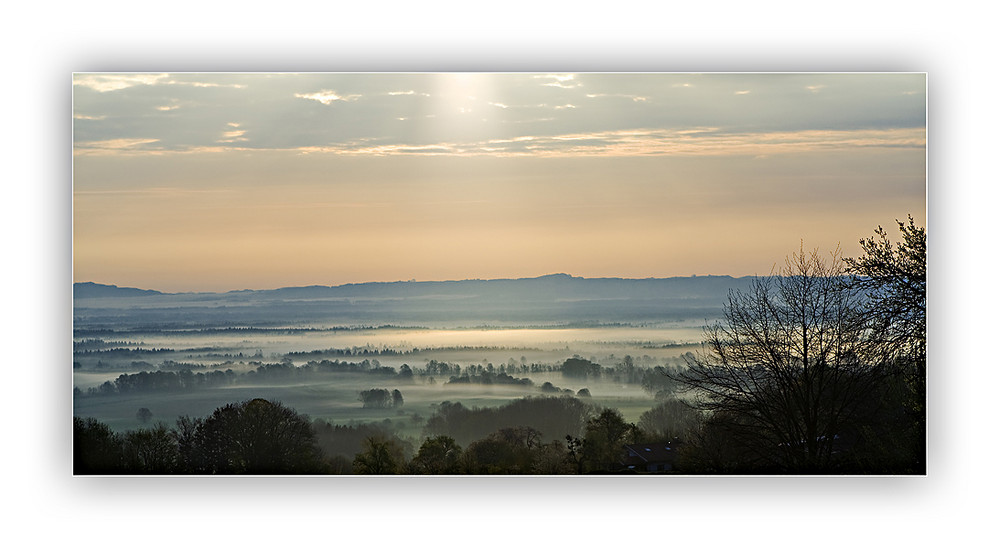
[73,275,759,327]
[73,282,164,298]
[75,273,744,298]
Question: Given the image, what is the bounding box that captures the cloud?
[73,74,926,157]
[73,120,925,159]
[585,93,648,102]
[386,90,429,96]
[73,73,248,92]
[74,138,162,154]
[261,127,926,158]
[75,187,235,197]
[294,90,363,104]
[217,129,248,143]
[74,74,170,92]
[534,74,581,89]
[319,143,463,156]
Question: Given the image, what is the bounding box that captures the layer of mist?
[73,274,721,451]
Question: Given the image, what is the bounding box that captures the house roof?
[622,442,675,465]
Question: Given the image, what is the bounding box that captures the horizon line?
[73,272,748,295]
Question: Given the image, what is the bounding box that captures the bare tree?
[676,246,890,472]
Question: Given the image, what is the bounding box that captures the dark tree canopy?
[121,424,179,473]
[460,427,542,474]
[638,398,701,443]
[423,396,592,447]
[359,388,400,409]
[561,357,602,379]
[136,407,153,423]
[191,398,322,474]
[410,435,463,474]
[74,417,123,474]
[582,408,639,472]
[352,435,407,474]
[846,215,926,473]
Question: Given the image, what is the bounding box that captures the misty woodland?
[73,217,925,475]
[73,73,926,475]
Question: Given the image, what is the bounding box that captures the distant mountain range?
[73,281,164,298]
[72,274,757,329]
[74,273,748,299]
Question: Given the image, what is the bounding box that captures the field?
[73,323,706,437]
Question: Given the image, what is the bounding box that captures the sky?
[72,72,926,292]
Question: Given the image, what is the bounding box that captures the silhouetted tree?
[173,415,205,472]
[582,408,639,472]
[460,427,541,474]
[845,215,926,473]
[638,398,702,443]
[531,440,577,474]
[565,435,585,474]
[359,388,394,409]
[675,411,761,473]
[352,435,407,474]
[121,423,179,473]
[74,417,122,474]
[846,215,926,362]
[674,246,893,473]
[136,407,153,423]
[561,357,601,379]
[410,435,463,474]
[641,365,682,396]
[194,398,323,474]
[398,364,414,382]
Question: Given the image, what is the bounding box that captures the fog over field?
[72,275,734,435]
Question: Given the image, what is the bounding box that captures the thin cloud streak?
[294,90,363,104]
[75,138,162,151]
[73,127,925,158]
[74,187,236,197]
[73,73,247,92]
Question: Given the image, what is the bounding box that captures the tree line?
[75,354,682,399]
[75,393,702,475]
